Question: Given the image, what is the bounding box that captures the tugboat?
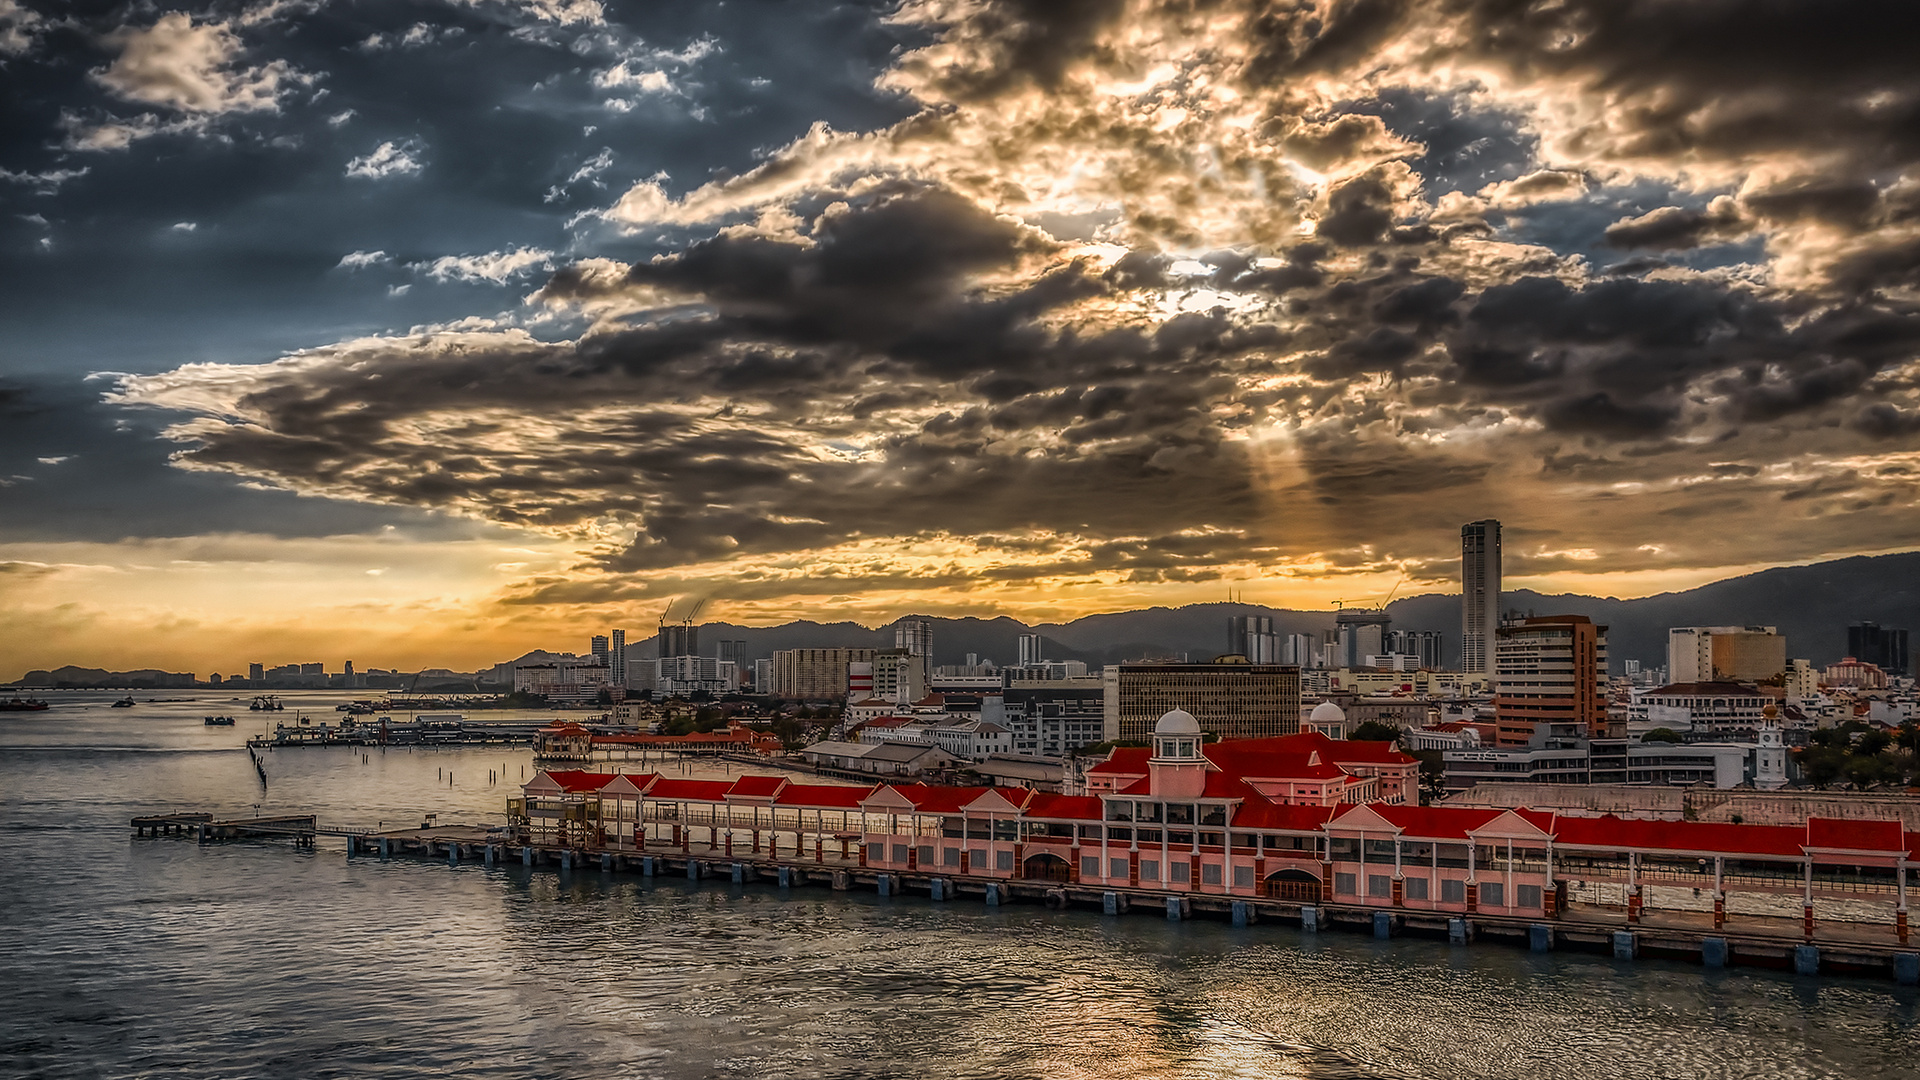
[111,696,136,708]
[1,697,50,712]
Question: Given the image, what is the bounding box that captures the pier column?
[1529,924,1553,952]
[1391,876,1404,908]
[1894,954,1919,986]
[1612,931,1637,960]
[731,863,744,884]
[522,845,532,867]
[1448,918,1470,944]
[770,835,778,859]
[1713,893,1726,930]
[1626,886,1642,924]
[752,830,760,854]
[1301,906,1321,933]
[985,883,1000,907]
[1794,945,1819,976]
[448,844,458,867]
[688,859,701,881]
[379,837,390,861]
[725,832,734,857]
[778,866,791,888]
[1166,896,1184,922]
[642,856,655,876]
[602,853,613,874]
[1465,881,1478,915]
[815,838,824,864]
[1231,901,1252,927]
[1702,937,1728,968]
[1373,911,1392,939]
[484,845,495,868]
[878,874,893,898]
[931,879,948,902]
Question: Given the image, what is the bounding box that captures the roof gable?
[1327,804,1399,832]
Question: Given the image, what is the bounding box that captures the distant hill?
[622,551,1920,675]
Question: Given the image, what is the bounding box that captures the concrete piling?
[1894,954,1919,986]
[1232,901,1252,927]
[731,862,744,883]
[1166,896,1183,921]
[1529,924,1553,952]
[984,883,1000,906]
[877,874,893,898]
[778,866,791,888]
[1702,937,1728,968]
[1613,931,1638,960]
[1301,906,1321,933]
[931,878,948,901]
[1373,911,1392,940]
[1448,918,1470,944]
[522,845,532,867]
[642,856,655,877]
[1794,945,1820,976]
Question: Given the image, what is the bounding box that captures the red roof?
[644,778,735,802]
[540,769,617,793]
[1549,815,1808,858]
[725,775,788,799]
[1347,804,1505,840]
[1230,798,1337,831]
[1806,817,1906,852]
[1216,732,1415,766]
[1087,747,1150,774]
[1023,794,1105,821]
[541,721,592,735]
[773,783,876,810]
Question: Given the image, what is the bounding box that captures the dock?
[134,812,1920,986]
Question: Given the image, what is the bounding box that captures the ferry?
[1,697,51,712]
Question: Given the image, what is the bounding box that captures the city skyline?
[4,2,1919,675]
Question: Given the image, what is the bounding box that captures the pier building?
[507,711,1918,946]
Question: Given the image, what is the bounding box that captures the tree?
[1348,720,1402,743]
[1797,746,1847,789]
[1639,728,1683,743]
[1409,749,1447,805]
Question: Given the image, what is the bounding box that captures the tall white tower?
[1461,519,1502,675]
[1755,701,1788,791]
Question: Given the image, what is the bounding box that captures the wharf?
[135,813,1920,986]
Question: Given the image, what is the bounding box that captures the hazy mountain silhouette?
[635,552,1920,674]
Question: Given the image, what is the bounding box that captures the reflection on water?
[2,692,1916,1079]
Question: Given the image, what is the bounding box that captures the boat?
[111,696,136,708]
[1,698,50,712]
[203,715,236,726]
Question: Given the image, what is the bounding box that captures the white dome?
[1309,700,1346,723]
[1154,708,1202,735]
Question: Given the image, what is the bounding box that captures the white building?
[513,660,613,704]
[1668,626,1785,684]
[1640,682,1770,736]
[654,655,738,697]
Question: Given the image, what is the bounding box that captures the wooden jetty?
[131,811,1920,986]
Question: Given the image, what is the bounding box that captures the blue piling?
[1701,937,1728,968]
[1448,918,1470,944]
[1301,906,1321,933]
[1373,911,1392,940]
[483,845,495,868]
[602,853,613,874]
[521,846,532,867]
[642,856,655,877]
[1612,931,1637,960]
[778,866,791,888]
[1102,891,1119,915]
[878,874,893,898]
[985,883,1000,907]
[1529,924,1553,952]
[731,862,744,883]
[559,851,570,874]
[687,859,700,881]
[1794,945,1819,976]
[448,844,458,866]
[1166,896,1183,921]
[1231,901,1251,927]
[379,838,390,861]
[931,879,948,901]
[1893,953,1918,986]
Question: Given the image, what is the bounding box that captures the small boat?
[1,697,51,712]
[204,715,236,726]
[111,696,136,708]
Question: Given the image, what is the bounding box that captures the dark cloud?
[1603,200,1750,251]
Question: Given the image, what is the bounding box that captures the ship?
[1,698,50,712]
[111,696,136,708]
[203,715,236,726]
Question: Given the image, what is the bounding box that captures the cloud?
[93,13,309,115]
[420,247,556,284]
[105,0,1920,610]
[0,166,88,194]
[345,140,425,179]
[0,0,45,55]
[337,250,390,270]
[449,0,605,27]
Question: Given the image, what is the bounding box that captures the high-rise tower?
[1461,519,1502,675]
[610,628,626,688]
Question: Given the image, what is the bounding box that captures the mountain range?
[625,551,1920,674]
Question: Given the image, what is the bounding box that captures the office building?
[1443,724,1750,792]
[984,680,1107,759]
[248,662,263,682]
[1849,622,1911,676]
[610,629,627,688]
[653,655,737,697]
[874,648,930,705]
[1334,607,1391,669]
[1282,633,1318,668]
[1493,615,1607,746]
[1227,616,1280,662]
[657,623,697,660]
[1384,630,1443,670]
[1667,626,1785,683]
[771,647,877,701]
[1102,660,1302,742]
[590,635,610,673]
[895,619,933,657]
[1460,519,1501,675]
[1017,633,1043,667]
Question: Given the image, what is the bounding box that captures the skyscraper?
[895,619,933,657]
[1849,622,1911,676]
[610,628,626,688]
[1460,519,1501,675]
[1493,614,1608,745]
[1017,633,1043,666]
[590,634,609,670]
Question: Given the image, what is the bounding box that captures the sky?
[2,0,1918,678]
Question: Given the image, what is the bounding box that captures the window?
[1405,877,1429,900]
[1441,879,1465,903]
[1233,865,1254,888]
[868,843,884,863]
[1202,863,1222,885]
[1082,856,1100,879]
[1479,882,1505,907]
[943,847,960,866]
[971,847,987,867]
[918,845,934,866]
[1368,874,1392,898]
[1335,873,1357,895]
[1141,859,1161,881]
[1170,861,1190,883]
[1518,884,1542,909]
[1111,857,1129,879]
[995,850,1014,871]
[891,844,908,863]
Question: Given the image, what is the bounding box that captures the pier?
[134,812,1920,986]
